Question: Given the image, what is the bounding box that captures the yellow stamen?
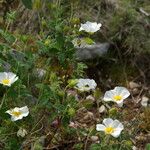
[113,95,122,101]
[105,126,114,134]
[12,111,21,117]
[2,79,10,85]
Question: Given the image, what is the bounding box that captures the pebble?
[90,136,99,142]
[132,88,139,95]
[86,95,95,102]
[129,81,140,89]
[132,146,137,150]
[141,96,149,107]
[99,105,106,113]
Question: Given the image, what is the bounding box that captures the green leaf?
[146,144,150,150]
[22,0,33,9]
[90,144,101,150]
[84,37,95,45]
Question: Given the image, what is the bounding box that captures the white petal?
[11,115,23,121]
[86,21,91,24]
[103,90,115,101]
[121,90,130,99]
[0,72,7,81]
[116,101,124,107]
[103,118,113,126]
[114,86,123,95]
[10,76,18,85]
[96,124,105,131]
[111,129,122,138]
[13,107,20,112]
[20,106,29,117]
[6,110,12,115]
[114,87,130,99]
[7,72,16,79]
[98,23,102,28]
[79,25,84,31]
[117,123,124,131]
[112,120,124,130]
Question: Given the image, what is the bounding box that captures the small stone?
[129,82,140,89]
[69,122,78,128]
[76,43,110,60]
[141,96,149,107]
[83,112,94,120]
[132,146,137,150]
[86,95,95,102]
[99,105,106,113]
[90,136,99,142]
[51,119,59,128]
[132,88,139,95]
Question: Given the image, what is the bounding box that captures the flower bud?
[124,140,133,147]
[68,108,76,116]
[109,107,118,116]
[44,39,51,46]
[68,79,78,87]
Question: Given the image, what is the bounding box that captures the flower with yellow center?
[11,111,22,117]
[96,118,124,138]
[113,95,122,101]
[0,72,18,87]
[6,106,29,121]
[105,126,115,134]
[103,86,130,107]
[2,79,10,85]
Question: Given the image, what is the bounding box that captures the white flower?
[75,79,97,92]
[17,128,27,137]
[103,86,130,107]
[0,72,18,86]
[96,118,124,138]
[79,21,102,33]
[6,106,29,121]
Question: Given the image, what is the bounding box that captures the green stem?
[103,135,110,147]
[5,21,10,33]
[0,88,8,109]
[0,93,6,109]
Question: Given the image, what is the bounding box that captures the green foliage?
[36,5,76,67]
[90,142,132,150]
[146,143,150,150]
[0,29,16,44]
[22,0,33,9]
[107,0,150,54]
